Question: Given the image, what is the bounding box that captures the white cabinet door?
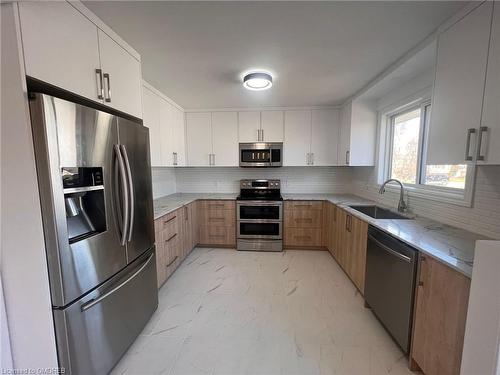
[186,112,212,166]
[238,111,261,142]
[338,103,352,166]
[142,87,162,166]
[159,100,174,166]
[479,3,500,165]
[427,2,493,165]
[284,110,311,166]
[261,111,284,142]
[172,107,186,166]
[98,30,143,119]
[18,2,101,102]
[311,109,340,166]
[212,112,238,166]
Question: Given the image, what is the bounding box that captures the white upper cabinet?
[186,113,212,166]
[261,111,284,142]
[238,111,261,142]
[478,2,500,165]
[338,99,377,166]
[97,30,142,119]
[142,87,162,167]
[18,1,100,102]
[171,107,186,166]
[284,110,311,166]
[426,2,493,165]
[238,111,284,142]
[311,109,340,166]
[211,112,239,166]
[142,83,185,167]
[18,1,142,119]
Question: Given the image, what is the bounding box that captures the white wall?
[151,167,176,199]
[0,3,58,369]
[461,240,500,375]
[174,166,352,194]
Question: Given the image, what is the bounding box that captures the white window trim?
[378,96,475,208]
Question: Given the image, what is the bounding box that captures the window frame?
[381,97,475,207]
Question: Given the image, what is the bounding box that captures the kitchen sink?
[348,205,412,220]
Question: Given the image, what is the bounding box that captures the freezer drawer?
[53,248,158,375]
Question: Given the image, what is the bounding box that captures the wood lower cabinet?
[333,207,368,293]
[198,200,235,247]
[410,255,471,375]
[284,201,324,248]
[154,202,199,288]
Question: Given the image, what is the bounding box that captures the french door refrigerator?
[29,93,158,374]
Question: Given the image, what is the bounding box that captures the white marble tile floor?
[111,248,413,375]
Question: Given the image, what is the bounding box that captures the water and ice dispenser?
[62,167,106,243]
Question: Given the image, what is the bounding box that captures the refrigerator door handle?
[120,145,134,242]
[80,252,154,312]
[114,145,129,246]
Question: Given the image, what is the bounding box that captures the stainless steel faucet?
[379,179,408,212]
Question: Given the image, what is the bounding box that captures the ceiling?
[84,1,466,110]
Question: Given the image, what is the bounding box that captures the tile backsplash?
[151,165,500,238]
[174,167,353,194]
[352,165,500,239]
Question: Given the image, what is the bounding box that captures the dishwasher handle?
[368,234,412,263]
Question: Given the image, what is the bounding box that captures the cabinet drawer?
[285,201,323,211]
[198,200,235,211]
[284,228,322,247]
[158,210,181,238]
[199,207,235,226]
[199,225,235,246]
[285,209,323,228]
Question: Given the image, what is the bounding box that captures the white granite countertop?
[154,193,238,219]
[154,192,487,277]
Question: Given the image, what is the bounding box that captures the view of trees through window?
[388,104,467,190]
[390,108,420,184]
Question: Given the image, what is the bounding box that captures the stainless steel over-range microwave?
[239,142,283,167]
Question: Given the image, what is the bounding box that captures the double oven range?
[236,179,283,252]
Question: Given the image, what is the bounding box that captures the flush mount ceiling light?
[243,72,273,91]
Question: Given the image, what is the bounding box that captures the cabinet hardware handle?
[261,129,264,141]
[294,235,311,240]
[310,153,314,165]
[476,126,488,161]
[212,154,216,166]
[185,206,188,221]
[209,234,225,238]
[95,69,104,99]
[165,216,177,225]
[293,203,313,208]
[345,151,350,165]
[103,73,111,102]
[173,152,178,166]
[465,128,476,161]
[166,255,178,267]
[295,218,313,223]
[209,217,225,222]
[166,233,177,242]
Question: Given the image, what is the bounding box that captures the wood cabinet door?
[348,216,368,293]
[261,111,284,142]
[335,209,349,268]
[98,30,143,119]
[154,222,167,288]
[238,111,261,142]
[411,255,471,375]
[186,112,212,166]
[212,112,239,166]
[479,2,500,165]
[284,110,311,166]
[190,202,199,249]
[311,109,340,166]
[18,1,101,103]
[426,2,493,165]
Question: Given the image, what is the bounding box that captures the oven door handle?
[237,201,283,206]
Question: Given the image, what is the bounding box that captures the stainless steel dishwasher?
[364,226,418,354]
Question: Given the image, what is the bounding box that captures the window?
[385,100,469,196]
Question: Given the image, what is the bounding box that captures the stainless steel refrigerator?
[29,93,158,374]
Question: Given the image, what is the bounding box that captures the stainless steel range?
[236,179,283,252]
